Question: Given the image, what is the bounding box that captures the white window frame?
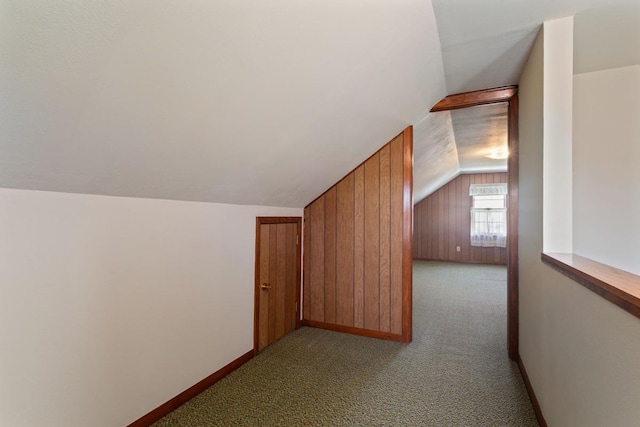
[469,184,507,248]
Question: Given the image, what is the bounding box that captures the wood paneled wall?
[413,172,507,265]
[303,127,412,343]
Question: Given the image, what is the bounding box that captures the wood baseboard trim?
[127,350,254,427]
[517,355,547,427]
[301,319,407,343]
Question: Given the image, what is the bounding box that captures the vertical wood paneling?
[268,224,277,343]
[303,127,412,342]
[448,184,457,260]
[259,224,270,350]
[309,197,325,321]
[389,135,404,335]
[303,207,310,319]
[336,174,355,326]
[379,145,391,332]
[324,187,337,324]
[275,223,287,340]
[285,223,296,332]
[353,165,365,328]
[460,174,471,261]
[412,172,507,265]
[364,153,380,330]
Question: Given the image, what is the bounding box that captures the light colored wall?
[573,64,640,275]
[542,17,573,253]
[518,20,640,427]
[0,188,301,427]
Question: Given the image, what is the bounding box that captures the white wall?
[542,17,573,253]
[518,21,640,427]
[573,65,640,275]
[0,188,301,427]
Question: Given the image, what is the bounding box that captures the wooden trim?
[430,86,519,359]
[256,216,302,224]
[402,126,413,343]
[301,319,405,343]
[254,217,303,355]
[430,85,518,112]
[254,219,262,354]
[127,350,254,427]
[541,253,640,319]
[507,94,519,360]
[517,355,548,427]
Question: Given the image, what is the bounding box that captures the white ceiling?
[432,0,640,94]
[412,0,639,202]
[1,0,638,207]
[1,0,446,207]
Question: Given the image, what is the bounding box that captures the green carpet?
[153,261,538,426]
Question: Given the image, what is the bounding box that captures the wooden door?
[254,217,302,352]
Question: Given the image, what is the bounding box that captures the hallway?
[154,261,537,426]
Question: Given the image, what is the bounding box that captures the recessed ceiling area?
[413,103,508,203]
[453,103,508,173]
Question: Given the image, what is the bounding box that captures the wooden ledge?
[542,253,640,319]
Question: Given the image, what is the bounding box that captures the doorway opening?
[419,86,519,359]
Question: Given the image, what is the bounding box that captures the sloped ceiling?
[432,0,640,94]
[0,0,446,207]
[2,0,638,207]
[412,0,639,202]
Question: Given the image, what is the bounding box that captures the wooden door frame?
[253,216,303,355]
[431,86,520,360]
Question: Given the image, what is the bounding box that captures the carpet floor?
[153,261,538,426]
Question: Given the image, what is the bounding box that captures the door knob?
[261,283,271,290]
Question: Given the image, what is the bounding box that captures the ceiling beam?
[430,86,518,112]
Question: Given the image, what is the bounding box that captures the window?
[470,183,507,248]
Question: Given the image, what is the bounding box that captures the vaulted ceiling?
[1,0,638,207]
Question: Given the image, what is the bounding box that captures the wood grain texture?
[303,207,310,321]
[302,127,413,342]
[324,187,337,324]
[542,253,640,319]
[413,173,507,265]
[336,174,355,326]
[401,127,413,343]
[353,165,365,328]
[285,223,296,332]
[390,135,404,335]
[258,224,270,351]
[302,319,404,342]
[379,144,391,332]
[275,223,287,340]
[127,351,254,427]
[255,217,303,353]
[268,224,277,344]
[364,153,380,330]
[430,85,518,112]
[309,198,325,321]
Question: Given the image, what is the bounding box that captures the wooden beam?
[430,86,518,112]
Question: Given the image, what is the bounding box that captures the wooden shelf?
[542,253,640,319]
